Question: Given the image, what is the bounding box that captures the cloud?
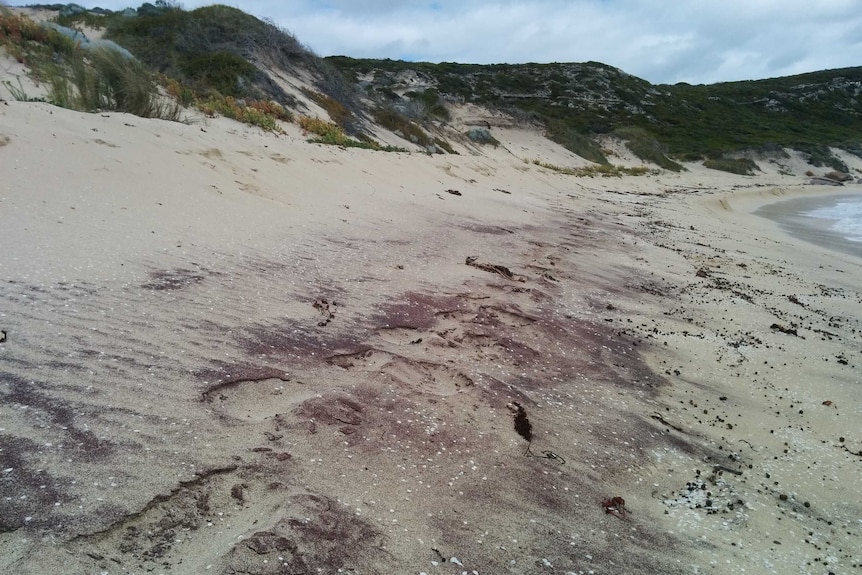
[73,0,862,84]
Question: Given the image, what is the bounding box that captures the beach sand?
[1,99,861,575]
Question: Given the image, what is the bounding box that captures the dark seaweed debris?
[508,401,533,455]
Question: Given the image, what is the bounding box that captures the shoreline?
[753,191,862,259]
[626,182,862,575]
[693,184,862,261]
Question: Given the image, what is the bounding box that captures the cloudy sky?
[74,0,862,85]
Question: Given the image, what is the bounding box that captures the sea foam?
[806,196,862,243]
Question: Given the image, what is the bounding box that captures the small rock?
[823,170,852,182]
[807,177,843,186]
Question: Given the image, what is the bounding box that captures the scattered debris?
[466,256,526,282]
[695,267,711,278]
[712,464,743,476]
[602,496,628,518]
[507,401,533,455]
[313,298,336,327]
[650,412,685,433]
[663,468,747,519]
[841,445,862,457]
[787,294,806,307]
[770,322,797,336]
[230,483,245,503]
[536,450,565,464]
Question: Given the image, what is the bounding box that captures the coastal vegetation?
[702,157,760,176]
[5,2,862,167]
[1,6,181,118]
[328,57,862,171]
[530,159,656,178]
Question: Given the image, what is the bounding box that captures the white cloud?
[70,0,862,84]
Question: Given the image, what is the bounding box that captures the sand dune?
[1,95,861,575]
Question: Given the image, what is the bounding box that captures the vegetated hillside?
[100,4,353,103]
[327,56,862,170]
[15,3,862,171]
[42,2,365,129]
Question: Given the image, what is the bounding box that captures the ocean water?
[805,196,862,244]
[754,193,862,259]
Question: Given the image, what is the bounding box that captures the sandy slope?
[1,96,861,575]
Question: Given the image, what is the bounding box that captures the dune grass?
[374,106,433,146]
[1,8,181,119]
[1,7,75,61]
[197,95,290,132]
[531,159,656,177]
[543,120,608,164]
[614,126,684,171]
[298,115,405,151]
[702,157,759,175]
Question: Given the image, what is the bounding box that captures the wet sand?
[754,191,862,259]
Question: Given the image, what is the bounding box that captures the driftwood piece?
[466,256,526,282]
[650,412,685,433]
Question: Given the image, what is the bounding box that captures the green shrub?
[679,152,704,162]
[162,76,195,106]
[297,115,406,151]
[374,107,432,146]
[298,116,348,143]
[1,10,179,119]
[103,3,328,111]
[466,127,500,146]
[751,142,789,159]
[841,144,862,160]
[199,95,287,132]
[703,157,759,175]
[614,126,683,171]
[532,159,655,177]
[433,137,458,154]
[2,78,41,101]
[792,143,848,172]
[544,120,608,164]
[1,8,76,61]
[179,51,256,97]
[301,88,352,127]
[55,10,109,31]
[406,88,450,120]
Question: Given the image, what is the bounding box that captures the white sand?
[2,65,862,575]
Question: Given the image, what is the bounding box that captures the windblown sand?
[1,101,860,575]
